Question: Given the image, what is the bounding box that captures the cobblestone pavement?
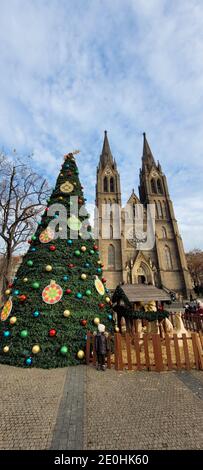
[85,368,203,450]
[0,364,203,450]
[50,366,85,450]
[0,365,67,450]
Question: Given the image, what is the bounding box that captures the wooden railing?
[86,331,203,372]
[169,312,203,332]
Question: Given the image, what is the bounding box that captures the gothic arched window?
[157,179,163,194]
[162,226,167,239]
[163,201,168,219]
[157,201,163,218]
[154,200,158,218]
[165,245,173,269]
[103,176,108,192]
[110,177,114,192]
[151,179,157,193]
[110,225,113,239]
[108,244,115,269]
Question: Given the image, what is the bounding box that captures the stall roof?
[112,284,171,303]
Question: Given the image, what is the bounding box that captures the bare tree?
[0,152,50,300]
[186,249,203,294]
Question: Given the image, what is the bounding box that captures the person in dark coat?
[95,323,109,371]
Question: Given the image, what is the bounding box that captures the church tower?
[95,131,123,287]
[139,133,192,297]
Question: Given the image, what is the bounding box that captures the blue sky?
[0,0,203,251]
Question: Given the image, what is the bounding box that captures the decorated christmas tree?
[0,152,113,368]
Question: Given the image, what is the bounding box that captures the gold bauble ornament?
[63,310,71,317]
[77,350,85,360]
[32,345,40,354]
[81,246,87,252]
[97,260,102,265]
[105,297,110,303]
[3,346,9,353]
[59,196,64,200]
[60,173,64,176]
[23,278,28,283]
[94,317,100,325]
[10,316,17,325]
[5,289,11,295]
[45,265,53,272]
[60,181,74,193]
[81,273,87,280]
[115,327,120,332]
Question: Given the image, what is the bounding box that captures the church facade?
[95,131,193,298]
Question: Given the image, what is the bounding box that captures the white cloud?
[0,0,202,251]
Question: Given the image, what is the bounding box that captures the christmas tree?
[0,152,113,368]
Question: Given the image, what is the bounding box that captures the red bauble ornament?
[67,170,72,176]
[93,244,98,251]
[8,283,13,288]
[66,289,72,294]
[81,319,87,326]
[28,239,32,244]
[102,278,107,283]
[19,295,27,302]
[98,303,105,309]
[68,263,75,268]
[45,207,49,212]
[49,329,56,337]
[49,245,56,251]
[78,198,83,205]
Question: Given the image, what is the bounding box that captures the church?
[95,131,192,298]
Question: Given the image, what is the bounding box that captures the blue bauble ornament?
[84,263,90,268]
[14,290,20,295]
[76,293,83,299]
[67,239,73,245]
[63,275,69,281]
[31,248,36,252]
[3,330,11,338]
[33,310,40,318]
[108,314,113,320]
[97,268,102,274]
[54,214,59,218]
[105,288,109,293]
[38,221,42,225]
[25,357,32,366]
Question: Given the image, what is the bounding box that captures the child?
[95,323,109,371]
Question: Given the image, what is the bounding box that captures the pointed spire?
[100,130,113,168]
[142,132,156,168]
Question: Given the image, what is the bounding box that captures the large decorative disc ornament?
[1,298,13,321]
[42,280,63,304]
[39,227,54,244]
[60,181,74,193]
[94,276,105,296]
[67,215,82,231]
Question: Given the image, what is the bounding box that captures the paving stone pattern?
[85,368,203,450]
[50,366,85,450]
[0,365,67,450]
[0,364,203,450]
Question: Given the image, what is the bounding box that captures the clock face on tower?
[104,167,112,176]
[127,228,137,248]
[151,169,159,178]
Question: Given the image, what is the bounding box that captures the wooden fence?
[172,312,203,332]
[86,331,203,372]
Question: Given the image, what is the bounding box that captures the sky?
[0,0,203,251]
